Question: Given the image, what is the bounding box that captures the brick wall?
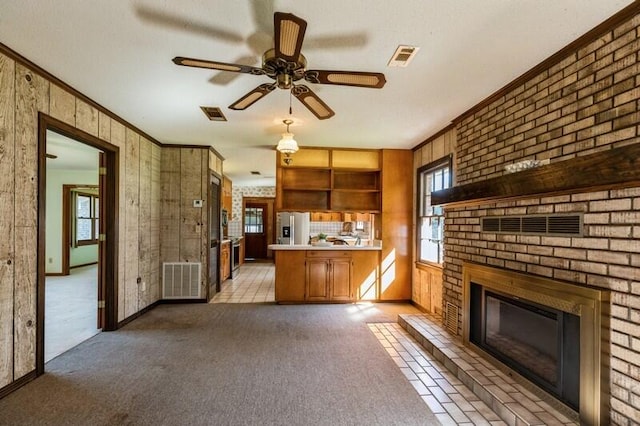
[442,9,640,424]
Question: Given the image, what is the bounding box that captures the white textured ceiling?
[0,1,634,186]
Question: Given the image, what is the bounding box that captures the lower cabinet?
[274,249,382,303]
[305,255,352,302]
[220,241,231,282]
[413,264,443,314]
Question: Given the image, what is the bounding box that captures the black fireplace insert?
[469,282,580,410]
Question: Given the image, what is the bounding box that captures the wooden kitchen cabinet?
[274,249,379,303]
[275,250,306,302]
[306,259,331,300]
[220,241,231,282]
[305,251,352,302]
[222,176,232,212]
[310,212,343,222]
[342,212,371,222]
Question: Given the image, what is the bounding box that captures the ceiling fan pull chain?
[289,88,293,115]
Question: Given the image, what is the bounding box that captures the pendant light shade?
[276,119,298,164]
[277,131,299,154]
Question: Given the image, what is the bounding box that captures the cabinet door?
[330,259,352,301]
[306,259,329,301]
[220,245,230,281]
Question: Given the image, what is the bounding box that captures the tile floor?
[210,261,275,303]
[369,322,508,426]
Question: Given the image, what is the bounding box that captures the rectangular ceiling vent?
[481,214,583,236]
[200,106,227,121]
[388,45,420,67]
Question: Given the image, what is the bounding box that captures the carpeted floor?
[0,303,437,426]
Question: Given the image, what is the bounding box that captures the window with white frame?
[417,156,451,264]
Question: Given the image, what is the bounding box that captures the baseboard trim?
[70,261,98,269]
[116,300,162,328]
[160,299,208,304]
[45,272,65,277]
[116,298,208,328]
[0,370,37,400]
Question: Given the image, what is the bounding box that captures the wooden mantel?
[432,142,640,207]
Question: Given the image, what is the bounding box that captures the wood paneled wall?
[160,147,211,297]
[0,50,162,389]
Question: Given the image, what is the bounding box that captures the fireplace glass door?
[470,283,580,410]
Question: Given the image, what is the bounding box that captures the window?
[75,191,99,246]
[417,156,451,264]
[244,207,264,234]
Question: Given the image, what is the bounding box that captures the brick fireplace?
[421,4,640,423]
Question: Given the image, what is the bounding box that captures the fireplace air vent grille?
[445,302,458,335]
[481,214,582,236]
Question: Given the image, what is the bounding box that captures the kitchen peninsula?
[269,243,381,303]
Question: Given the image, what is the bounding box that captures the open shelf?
[333,170,380,191]
[332,190,380,212]
[277,148,382,212]
[282,168,331,190]
[281,189,329,211]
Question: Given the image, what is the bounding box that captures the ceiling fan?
[173,12,386,120]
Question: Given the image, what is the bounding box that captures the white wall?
[45,168,98,274]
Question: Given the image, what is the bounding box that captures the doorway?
[208,173,221,298]
[38,114,118,373]
[242,197,275,260]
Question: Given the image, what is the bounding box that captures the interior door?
[209,174,221,297]
[244,201,268,259]
[97,153,106,328]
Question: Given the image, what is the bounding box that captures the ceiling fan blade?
[292,85,335,120]
[304,70,386,89]
[273,12,307,63]
[229,83,276,110]
[173,57,265,75]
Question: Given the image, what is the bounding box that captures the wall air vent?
[200,106,227,121]
[481,214,583,236]
[388,45,420,67]
[445,302,459,335]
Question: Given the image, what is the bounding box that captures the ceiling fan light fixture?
[276,132,298,154]
[277,119,299,165]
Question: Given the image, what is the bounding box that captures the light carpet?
[0,303,438,426]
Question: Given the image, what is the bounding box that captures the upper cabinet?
[222,175,233,213]
[276,148,381,212]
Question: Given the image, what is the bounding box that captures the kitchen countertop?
[268,243,381,251]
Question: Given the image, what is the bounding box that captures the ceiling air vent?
[482,214,582,236]
[388,45,420,67]
[200,106,227,121]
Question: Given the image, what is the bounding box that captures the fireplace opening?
[469,282,580,410]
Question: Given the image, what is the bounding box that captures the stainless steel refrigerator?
[278,212,310,245]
